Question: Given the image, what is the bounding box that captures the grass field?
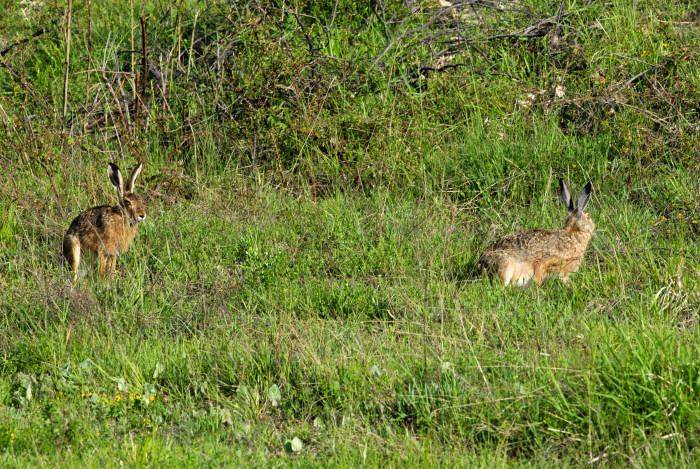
[1,0,700,466]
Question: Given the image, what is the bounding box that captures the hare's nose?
[139,214,146,221]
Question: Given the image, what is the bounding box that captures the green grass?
[1,0,700,466]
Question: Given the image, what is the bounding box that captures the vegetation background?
[1,0,699,466]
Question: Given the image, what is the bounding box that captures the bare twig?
[84,0,94,133]
[141,17,148,108]
[370,4,452,70]
[187,11,200,78]
[253,117,259,195]
[420,63,486,78]
[0,26,50,57]
[62,0,73,128]
[614,53,699,93]
[646,78,697,133]
[370,0,391,41]
[327,0,340,31]
[136,16,149,130]
[101,56,134,140]
[609,52,654,66]
[487,14,569,40]
[458,30,511,78]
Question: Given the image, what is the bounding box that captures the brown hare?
[478,179,594,286]
[63,163,145,281]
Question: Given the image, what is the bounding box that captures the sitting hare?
[63,163,145,281]
[478,179,594,286]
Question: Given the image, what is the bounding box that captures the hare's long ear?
[108,163,125,196]
[125,163,143,194]
[575,182,593,215]
[559,179,574,215]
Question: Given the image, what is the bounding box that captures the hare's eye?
[124,200,131,206]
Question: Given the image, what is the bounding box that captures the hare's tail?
[63,234,81,282]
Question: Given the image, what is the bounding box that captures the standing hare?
[63,163,145,281]
[478,179,594,286]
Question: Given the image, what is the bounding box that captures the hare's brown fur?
[478,180,594,286]
[63,163,145,281]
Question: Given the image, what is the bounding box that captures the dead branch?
[487,14,570,40]
[0,26,51,57]
[419,63,487,78]
[62,0,73,128]
[614,53,699,93]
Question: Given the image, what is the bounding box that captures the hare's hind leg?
[97,251,108,279]
[534,257,562,287]
[107,255,117,279]
[504,261,534,287]
[100,253,119,279]
[498,262,515,286]
[533,263,548,287]
[63,234,80,282]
